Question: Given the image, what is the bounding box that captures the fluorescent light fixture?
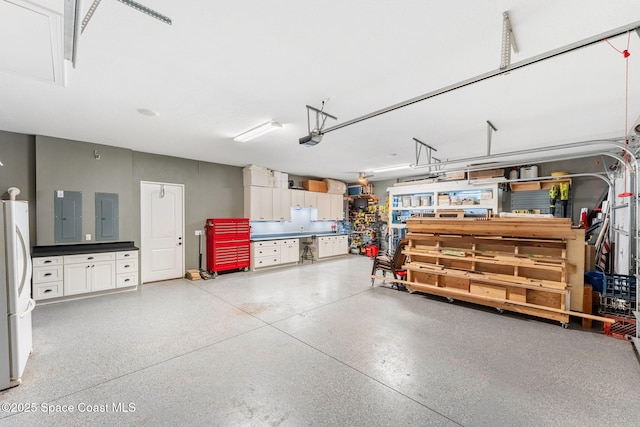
[234,121,282,142]
[371,164,412,173]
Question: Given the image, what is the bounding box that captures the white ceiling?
[1,0,639,182]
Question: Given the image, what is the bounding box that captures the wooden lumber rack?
[400,217,588,326]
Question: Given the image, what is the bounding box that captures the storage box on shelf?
[401,217,585,325]
[302,180,328,193]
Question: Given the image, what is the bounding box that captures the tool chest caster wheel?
[244,267,249,272]
[561,322,569,329]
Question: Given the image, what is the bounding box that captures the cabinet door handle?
[44,289,52,293]
[44,260,52,264]
[87,256,94,260]
[124,265,130,268]
[124,278,130,282]
[44,273,52,277]
[124,253,130,257]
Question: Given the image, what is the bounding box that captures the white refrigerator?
[1,200,35,391]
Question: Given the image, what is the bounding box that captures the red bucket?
[366,246,379,258]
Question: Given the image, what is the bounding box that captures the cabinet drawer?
[254,247,280,257]
[64,252,115,264]
[253,240,281,248]
[254,256,280,267]
[33,256,63,267]
[117,273,138,288]
[280,239,299,246]
[32,265,63,283]
[116,259,138,273]
[116,250,138,260]
[33,281,63,300]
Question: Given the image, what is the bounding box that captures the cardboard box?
[243,169,271,187]
[302,180,328,193]
[469,168,504,179]
[441,171,466,181]
[185,269,201,280]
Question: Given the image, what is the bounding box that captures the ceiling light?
[371,164,412,173]
[234,121,282,142]
[137,108,159,116]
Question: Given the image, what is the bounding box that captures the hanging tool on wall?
[549,184,558,215]
[559,182,570,218]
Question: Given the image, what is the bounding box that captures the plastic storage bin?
[584,270,606,293]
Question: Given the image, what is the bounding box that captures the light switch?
[85,234,91,241]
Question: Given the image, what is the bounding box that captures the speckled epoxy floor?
[1,255,639,426]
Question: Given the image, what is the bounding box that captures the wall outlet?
[85,234,91,241]
[194,230,204,236]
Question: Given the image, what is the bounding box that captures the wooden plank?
[470,282,507,299]
[406,262,567,293]
[583,284,593,328]
[508,287,527,303]
[566,230,585,312]
[369,275,615,324]
[406,218,579,240]
[527,289,562,309]
[441,276,470,291]
[404,249,566,274]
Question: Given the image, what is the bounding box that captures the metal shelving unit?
[387,179,503,252]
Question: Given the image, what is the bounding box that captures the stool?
[301,235,316,263]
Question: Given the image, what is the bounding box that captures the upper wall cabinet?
[95,193,119,241]
[54,190,82,243]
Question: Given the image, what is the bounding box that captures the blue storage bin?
[584,270,605,293]
[602,274,636,300]
[347,185,362,195]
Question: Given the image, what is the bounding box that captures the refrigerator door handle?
[19,299,36,319]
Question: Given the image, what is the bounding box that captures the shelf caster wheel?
[561,322,569,329]
[446,297,454,303]
[495,308,504,314]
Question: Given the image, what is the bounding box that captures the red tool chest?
[205,218,250,276]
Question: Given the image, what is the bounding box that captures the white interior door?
[141,182,184,283]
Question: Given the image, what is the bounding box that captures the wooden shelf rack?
[403,217,585,324]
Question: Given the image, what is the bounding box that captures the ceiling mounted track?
[299,103,337,147]
[500,11,519,69]
[81,0,172,34]
[320,20,640,136]
[413,138,440,172]
[486,120,497,155]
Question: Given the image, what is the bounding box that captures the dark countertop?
[251,232,347,242]
[32,241,139,257]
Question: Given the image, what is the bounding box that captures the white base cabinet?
[33,250,139,301]
[318,235,348,258]
[251,239,299,270]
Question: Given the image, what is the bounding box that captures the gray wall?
[35,136,134,245]
[131,152,243,270]
[32,137,243,270]
[0,131,36,239]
